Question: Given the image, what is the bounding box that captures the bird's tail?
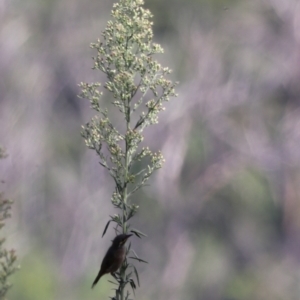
[91,270,103,289]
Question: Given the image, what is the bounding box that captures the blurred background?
[1,0,300,299]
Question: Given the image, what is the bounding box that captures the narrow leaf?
[133,265,140,286]
[129,279,136,295]
[130,229,147,238]
[102,220,112,237]
[126,242,131,254]
[129,256,148,264]
[126,271,132,280]
[125,291,130,300]
[131,249,140,259]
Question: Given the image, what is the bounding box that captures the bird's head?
[112,234,132,248]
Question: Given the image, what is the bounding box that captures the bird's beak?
[121,234,132,245]
[125,234,132,241]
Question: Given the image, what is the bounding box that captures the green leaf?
[129,279,136,295]
[128,256,148,264]
[125,290,131,300]
[130,228,147,238]
[133,265,140,287]
[126,242,131,254]
[108,280,118,285]
[126,271,132,280]
[102,220,112,237]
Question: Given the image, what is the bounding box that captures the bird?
[91,233,132,288]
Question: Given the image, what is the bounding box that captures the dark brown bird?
[91,234,132,288]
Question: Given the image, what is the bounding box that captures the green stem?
[119,104,131,300]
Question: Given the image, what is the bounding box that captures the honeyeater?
[91,234,132,288]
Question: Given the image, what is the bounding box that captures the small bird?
[91,233,132,288]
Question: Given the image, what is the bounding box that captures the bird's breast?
[110,247,126,272]
[114,247,126,261]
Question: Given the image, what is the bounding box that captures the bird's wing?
[100,246,116,273]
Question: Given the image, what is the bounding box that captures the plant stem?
[120,106,131,300]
